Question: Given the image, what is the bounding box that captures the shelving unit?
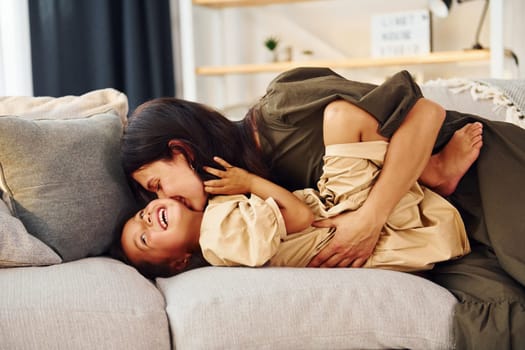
[178,0,505,100]
[193,0,316,7]
[196,49,492,75]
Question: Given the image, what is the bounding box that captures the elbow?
[300,207,315,230]
[287,207,315,233]
[308,208,315,224]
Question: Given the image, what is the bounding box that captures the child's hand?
[203,156,255,195]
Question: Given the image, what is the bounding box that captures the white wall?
[189,0,523,114]
[1,0,521,102]
[502,0,524,79]
[0,0,33,96]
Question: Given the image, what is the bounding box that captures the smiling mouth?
[158,208,168,229]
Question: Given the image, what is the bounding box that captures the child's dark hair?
[108,214,209,279]
[109,239,176,279]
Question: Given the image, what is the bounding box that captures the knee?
[415,98,446,124]
[323,100,380,144]
[323,100,359,125]
[323,101,362,144]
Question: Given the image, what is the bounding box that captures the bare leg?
[420,122,483,196]
[322,100,482,198]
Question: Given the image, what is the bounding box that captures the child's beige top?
[200,141,470,272]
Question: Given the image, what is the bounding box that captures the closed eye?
[147,180,161,194]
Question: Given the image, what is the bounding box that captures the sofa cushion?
[0,89,138,262]
[157,267,456,350]
[0,200,61,267]
[0,88,128,124]
[0,113,137,261]
[0,257,170,350]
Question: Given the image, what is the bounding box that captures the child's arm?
[203,156,313,233]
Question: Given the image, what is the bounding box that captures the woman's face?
[121,198,201,266]
[132,152,208,211]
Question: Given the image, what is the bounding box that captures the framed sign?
[371,9,431,58]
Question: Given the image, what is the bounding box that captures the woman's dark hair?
[121,97,269,199]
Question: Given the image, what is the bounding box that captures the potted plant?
[264,36,280,62]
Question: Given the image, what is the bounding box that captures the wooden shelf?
[181,0,505,100]
[193,0,318,7]
[196,49,491,76]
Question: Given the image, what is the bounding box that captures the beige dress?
[200,141,470,272]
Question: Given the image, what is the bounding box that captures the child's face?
[121,198,201,268]
[132,152,208,212]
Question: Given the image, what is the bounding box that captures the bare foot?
[421,122,483,196]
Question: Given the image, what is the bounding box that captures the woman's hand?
[307,207,383,267]
[203,157,253,195]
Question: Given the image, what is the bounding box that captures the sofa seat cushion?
[157,267,457,350]
[0,257,170,350]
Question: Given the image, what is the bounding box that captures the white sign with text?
[371,10,431,58]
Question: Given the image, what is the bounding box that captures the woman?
[119,112,472,276]
[123,69,477,267]
[121,67,524,349]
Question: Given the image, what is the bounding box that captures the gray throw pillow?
[0,113,137,262]
[0,200,61,267]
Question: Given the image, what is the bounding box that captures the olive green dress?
[252,67,525,350]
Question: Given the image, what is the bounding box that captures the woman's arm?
[308,98,446,267]
[203,156,314,233]
[363,98,446,222]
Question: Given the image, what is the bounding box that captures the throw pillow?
[0,113,138,262]
[0,200,61,267]
[0,88,128,124]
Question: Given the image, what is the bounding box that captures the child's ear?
[168,139,194,161]
[168,253,192,273]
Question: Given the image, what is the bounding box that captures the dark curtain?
[28,0,174,112]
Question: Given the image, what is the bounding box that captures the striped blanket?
[479,78,525,123]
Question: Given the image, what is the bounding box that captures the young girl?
[119,112,475,278]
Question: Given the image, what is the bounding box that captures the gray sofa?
[1,78,522,350]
